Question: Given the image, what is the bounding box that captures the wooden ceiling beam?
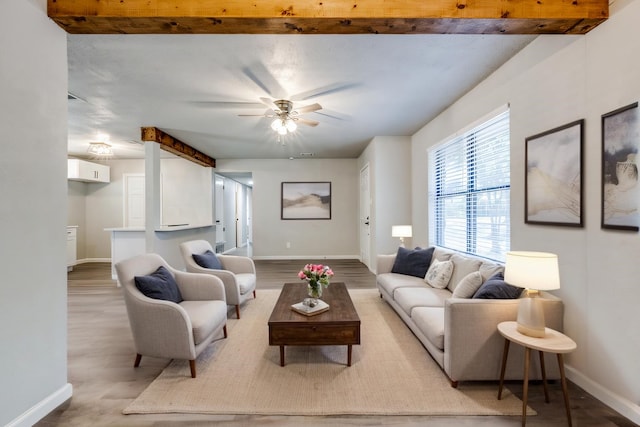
[141,127,216,168]
[48,0,608,35]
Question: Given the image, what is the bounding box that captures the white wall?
[71,156,213,260]
[216,159,359,259]
[67,181,87,260]
[358,136,413,269]
[160,158,213,227]
[411,0,640,421]
[0,1,72,425]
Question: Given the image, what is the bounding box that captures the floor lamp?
[504,251,560,338]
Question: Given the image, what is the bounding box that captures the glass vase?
[307,280,323,300]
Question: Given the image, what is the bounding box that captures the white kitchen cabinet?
[67,226,77,271]
[68,158,110,183]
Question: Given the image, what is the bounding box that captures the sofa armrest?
[444,294,564,382]
[376,254,396,275]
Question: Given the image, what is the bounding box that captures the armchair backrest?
[115,253,178,303]
[180,240,215,273]
[115,253,171,287]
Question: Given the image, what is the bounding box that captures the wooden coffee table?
[268,282,361,367]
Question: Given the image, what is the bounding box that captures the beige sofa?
[377,246,564,387]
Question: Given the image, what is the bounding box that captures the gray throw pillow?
[391,246,435,278]
[193,249,222,270]
[134,265,183,303]
[472,272,523,299]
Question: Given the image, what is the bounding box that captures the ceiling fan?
[239,98,322,135]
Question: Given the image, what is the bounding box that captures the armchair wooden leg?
[223,324,228,338]
[235,305,241,319]
[134,353,142,367]
[253,290,257,298]
[189,360,196,378]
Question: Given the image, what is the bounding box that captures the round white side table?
[497,321,577,427]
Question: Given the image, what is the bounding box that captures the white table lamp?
[391,225,412,247]
[504,251,560,338]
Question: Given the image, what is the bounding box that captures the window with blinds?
[428,110,510,262]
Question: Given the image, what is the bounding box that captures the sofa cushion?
[193,250,222,270]
[424,259,454,289]
[179,300,227,345]
[394,287,452,315]
[377,273,428,297]
[411,307,445,350]
[447,254,483,293]
[451,271,484,298]
[432,247,454,262]
[391,246,435,278]
[134,265,183,303]
[473,272,523,299]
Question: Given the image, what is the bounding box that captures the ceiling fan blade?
[190,101,265,109]
[259,97,278,109]
[238,111,276,118]
[291,83,361,101]
[296,118,319,127]
[242,64,287,98]
[293,103,322,115]
[315,110,351,121]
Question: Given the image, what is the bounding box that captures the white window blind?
[428,110,510,262]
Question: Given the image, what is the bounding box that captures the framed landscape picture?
[281,182,331,220]
[525,119,584,227]
[602,102,640,231]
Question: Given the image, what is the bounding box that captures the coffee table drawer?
[270,324,360,346]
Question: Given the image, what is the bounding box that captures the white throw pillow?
[424,260,454,289]
[451,271,483,298]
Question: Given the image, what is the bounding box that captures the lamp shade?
[504,251,560,291]
[391,225,412,238]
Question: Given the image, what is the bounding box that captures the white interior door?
[215,175,225,248]
[360,164,372,270]
[124,174,145,227]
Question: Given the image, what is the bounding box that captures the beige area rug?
[124,289,532,416]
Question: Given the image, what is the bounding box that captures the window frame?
[429,108,511,262]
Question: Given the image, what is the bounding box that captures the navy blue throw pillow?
[472,272,523,299]
[134,265,183,303]
[391,246,435,278]
[192,250,222,270]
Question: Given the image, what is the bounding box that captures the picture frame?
[281,182,331,220]
[601,102,640,231]
[525,119,584,227]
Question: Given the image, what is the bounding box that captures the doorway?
[359,164,371,270]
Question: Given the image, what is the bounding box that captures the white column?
[145,141,161,252]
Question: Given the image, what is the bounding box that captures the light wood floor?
[37,259,636,427]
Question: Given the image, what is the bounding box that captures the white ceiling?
[67,34,536,160]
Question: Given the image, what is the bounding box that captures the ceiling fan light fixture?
[285,118,297,132]
[87,142,113,156]
[271,118,283,132]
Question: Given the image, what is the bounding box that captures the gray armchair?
[115,253,227,378]
[180,240,257,319]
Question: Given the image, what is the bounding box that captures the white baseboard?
[566,366,640,425]
[252,254,361,261]
[75,258,111,264]
[6,383,72,427]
